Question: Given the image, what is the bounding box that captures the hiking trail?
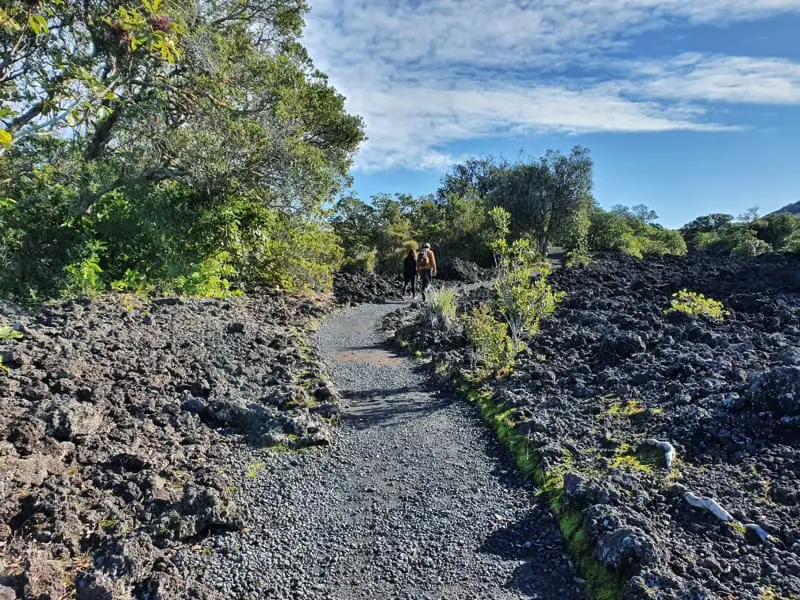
[189,301,584,599]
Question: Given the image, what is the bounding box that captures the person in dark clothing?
[402,248,418,298]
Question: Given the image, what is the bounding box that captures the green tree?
[0,0,365,298]
[488,146,593,255]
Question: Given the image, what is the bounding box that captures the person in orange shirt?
[416,242,437,301]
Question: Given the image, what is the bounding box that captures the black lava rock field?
[393,252,800,600]
[0,292,336,599]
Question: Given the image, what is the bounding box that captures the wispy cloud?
[626,54,800,104]
[302,0,800,171]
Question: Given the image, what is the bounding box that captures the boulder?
[596,527,659,570]
[749,366,800,415]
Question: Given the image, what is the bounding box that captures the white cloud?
[302,0,800,172]
[626,54,800,104]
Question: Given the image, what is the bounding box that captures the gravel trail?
[188,302,583,600]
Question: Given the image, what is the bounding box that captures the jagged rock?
[749,366,800,416]
[0,291,334,590]
[777,346,800,366]
[75,571,132,600]
[0,585,15,600]
[333,271,401,304]
[394,251,800,599]
[596,527,659,570]
[600,330,646,359]
[137,573,223,600]
[437,258,493,283]
[95,533,157,580]
[50,401,104,442]
[563,472,618,507]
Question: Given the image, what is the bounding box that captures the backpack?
[417,249,430,268]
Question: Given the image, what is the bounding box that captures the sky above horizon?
[302,0,800,229]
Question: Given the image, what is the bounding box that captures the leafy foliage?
[332,147,595,278]
[464,304,515,376]
[0,0,364,300]
[490,207,564,355]
[588,205,686,258]
[684,211,800,257]
[665,290,729,321]
[486,147,594,255]
[332,191,494,275]
[63,241,106,298]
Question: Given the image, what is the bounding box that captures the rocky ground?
[333,259,492,305]
[0,292,337,599]
[389,252,800,600]
[177,302,583,600]
[334,271,403,305]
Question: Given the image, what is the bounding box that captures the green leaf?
[0,129,11,149]
[28,13,48,35]
[0,325,22,340]
[0,8,21,31]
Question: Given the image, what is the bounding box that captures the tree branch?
[80,166,188,214]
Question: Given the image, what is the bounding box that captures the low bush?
[665,289,729,321]
[495,246,564,354]
[588,207,686,258]
[423,287,458,329]
[464,304,515,375]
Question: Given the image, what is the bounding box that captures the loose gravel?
[182,301,583,600]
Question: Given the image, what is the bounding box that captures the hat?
[422,242,431,248]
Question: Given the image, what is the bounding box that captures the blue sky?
[302,1,800,229]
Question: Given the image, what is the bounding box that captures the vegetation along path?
[188,301,585,599]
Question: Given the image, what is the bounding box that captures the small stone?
[0,585,16,600]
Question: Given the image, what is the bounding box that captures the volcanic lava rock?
[749,366,800,415]
[0,291,335,595]
[333,270,402,304]
[393,252,800,599]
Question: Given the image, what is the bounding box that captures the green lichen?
[245,462,266,479]
[608,443,663,472]
[760,587,777,600]
[728,521,747,536]
[608,399,645,417]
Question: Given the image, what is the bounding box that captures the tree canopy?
[1,0,365,299]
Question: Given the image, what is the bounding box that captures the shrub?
[495,247,563,353]
[464,304,515,375]
[588,207,686,257]
[588,209,631,252]
[170,253,239,298]
[62,240,106,298]
[423,287,458,330]
[644,227,687,256]
[490,207,564,355]
[665,289,729,321]
[565,250,591,267]
[342,247,378,272]
[781,230,800,253]
[732,234,771,258]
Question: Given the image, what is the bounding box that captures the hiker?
[402,247,418,298]
[416,242,437,301]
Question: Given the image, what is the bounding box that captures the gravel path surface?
[184,301,583,600]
